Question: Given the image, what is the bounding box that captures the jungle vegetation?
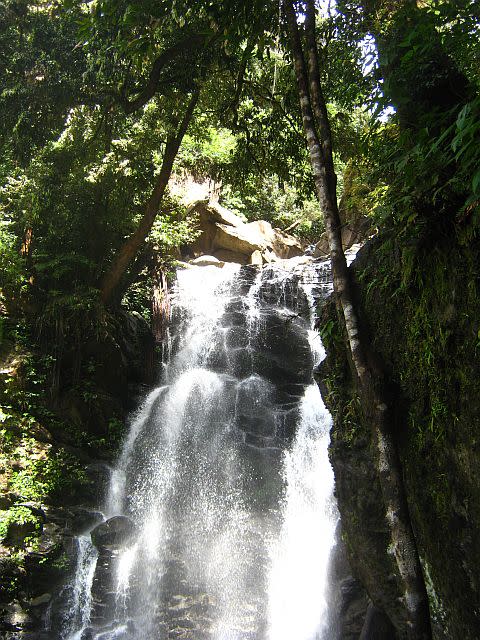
[0,1,479,622]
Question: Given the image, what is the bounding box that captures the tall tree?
[100,89,199,304]
[90,0,277,304]
[282,1,431,637]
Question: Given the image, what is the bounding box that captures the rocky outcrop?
[83,516,138,630]
[318,235,480,639]
[185,200,305,264]
[0,502,105,638]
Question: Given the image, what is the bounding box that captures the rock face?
[202,263,315,446]
[318,236,480,639]
[185,200,305,264]
[85,517,138,631]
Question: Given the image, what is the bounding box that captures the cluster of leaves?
[0,0,88,166]
[1,0,386,335]
[331,0,480,244]
[9,446,89,503]
[0,505,42,544]
[221,176,324,240]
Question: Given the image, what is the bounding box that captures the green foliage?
[176,125,237,180]
[151,196,201,249]
[9,448,88,503]
[0,215,27,308]
[0,506,42,544]
[359,234,479,452]
[221,176,324,240]
[0,0,88,165]
[425,0,480,86]
[0,0,477,545]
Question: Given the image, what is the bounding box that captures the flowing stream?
[55,257,338,640]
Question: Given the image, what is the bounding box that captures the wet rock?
[243,433,265,448]
[220,310,245,328]
[83,462,112,504]
[2,633,53,639]
[190,255,225,267]
[226,348,253,378]
[324,526,371,640]
[273,407,301,440]
[29,592,51,607]
[224,326,250,350]
[252,309,313,386]
[234,375,276,438]
[68,507,104,534]
[91,516,137,549]
[359,603,397,639]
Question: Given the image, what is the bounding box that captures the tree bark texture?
[100,89,199,305]
[283,2,431,638]
[152,267,170,344]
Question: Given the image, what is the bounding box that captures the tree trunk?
[283,2,431,638]
[151,265,170,344]
[100,89,199,305]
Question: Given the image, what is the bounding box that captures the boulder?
[185,201,306,264]
[252,309,313,387]
[202,202,245,227]
[29,593,51,607]
[214,248,250,264]
[214,222,264,257]
[313,233,330,258]
[91,516,137,549]
[189,255,225,267]
[187,201,246,257]
[246,220,304,259]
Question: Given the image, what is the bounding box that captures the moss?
[321,230,480,638]
[317,301,406,634]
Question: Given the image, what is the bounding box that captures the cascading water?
[56,256,339,640]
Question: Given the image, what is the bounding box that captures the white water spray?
[60,257,338,640]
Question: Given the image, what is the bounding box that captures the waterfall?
[57,257,338,640]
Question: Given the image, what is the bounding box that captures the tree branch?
[100,88,200,305]
[118,35,205,114]
[229,37,255,126]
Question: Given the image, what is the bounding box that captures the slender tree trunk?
[151,261,170,344]
[100,89,199,305]
[283,2,431,638]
